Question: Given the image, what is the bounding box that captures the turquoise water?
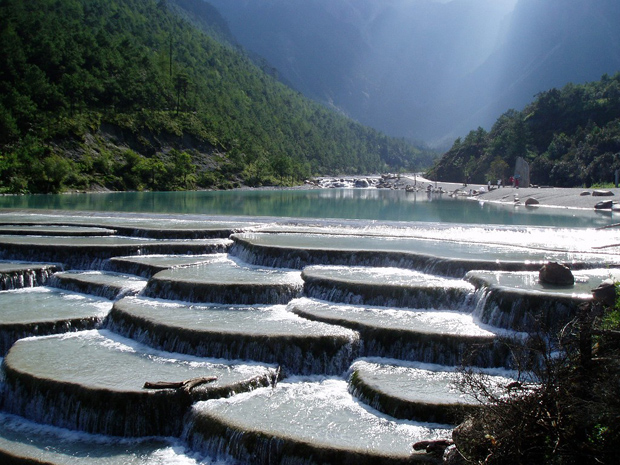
[0,188,614,227]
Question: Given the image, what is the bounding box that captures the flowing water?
[0,189,619,464]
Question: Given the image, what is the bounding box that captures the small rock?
[524,198,539,206]
[592,190,614,197]
[595,200,614,210]
[580,191,591,196]
[539,262,574,286]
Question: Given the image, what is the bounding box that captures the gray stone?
[595,200,614,210]
[592,190,614,197]
[592,280,617,307]
[539,262,574,286]
[524,198,539,206]
[514,157,530,187]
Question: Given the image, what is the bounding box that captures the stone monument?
[514,157,530,188]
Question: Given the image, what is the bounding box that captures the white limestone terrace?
[0,287,110,327]
[0,209,616,464]
[467,268,620,296]
[49,271,147,300]
[0,235,231,269]
[0,287,110,355]
[288,298,511,368]
[466,269,620,331]
[301,265,474,309]
[254,221,620,262]
[288,298,501,338]
[105,254,227,278]
[348,358,517,425]
[143,254,303,304]
[230,231,620,276]
[0,261,60,290]
[185,378,452,465]
[0,262,59,273]
[0,412,202,465]
[2,330,276,437]
[0,211,258,238]
[0,224,116,236]
[105,296,359,376]
[0,235,231,249]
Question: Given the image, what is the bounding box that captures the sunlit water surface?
[1,188,616,228]
[1,189,619,464]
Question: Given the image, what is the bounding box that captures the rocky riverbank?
[310,174,620,212]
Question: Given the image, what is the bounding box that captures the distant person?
[509,176,514,187]
[487,181,491,191]
[515,177,519,188]
[497,179,502,188]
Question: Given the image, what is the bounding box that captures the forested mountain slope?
[426,74,620,188]
[0,0,431,193]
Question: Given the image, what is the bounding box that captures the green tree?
[170,149,195,189]
[271,154,293,185]
[487,157,510,183]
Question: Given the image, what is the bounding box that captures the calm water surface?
[0,189,615,228]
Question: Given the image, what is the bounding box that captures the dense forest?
[0,0,433,194]
[426,73,620,187]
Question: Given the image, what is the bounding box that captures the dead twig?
[143,376,217,393]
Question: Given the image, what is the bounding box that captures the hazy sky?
[209,0,620,144]
[448,0,514,4]
[435,0,516,5]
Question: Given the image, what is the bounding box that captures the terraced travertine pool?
[0,210,618,464]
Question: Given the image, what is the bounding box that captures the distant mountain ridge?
[207,0,620,145]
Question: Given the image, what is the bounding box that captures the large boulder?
[539,262,574,286]
[514,157,530,187]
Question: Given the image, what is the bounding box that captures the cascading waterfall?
[0,209,616,465]
[0,236,230,271]
[0,266,58,290]
[103,298,361,376]
[47,272,147,301]
[142,279,303,305]
[468,279,590,332]
[0,319,102,356]
[302,274,475,310]
[229,238,492,277]
[182,379,453,465]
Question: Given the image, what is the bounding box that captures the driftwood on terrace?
[143,376,217,394]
